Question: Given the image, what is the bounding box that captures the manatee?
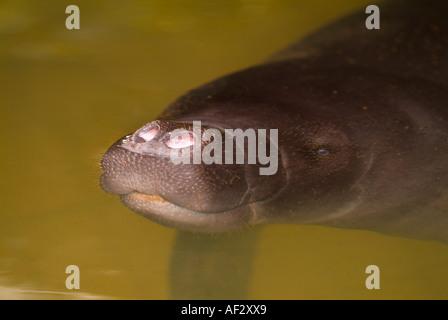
[100,0,448,244]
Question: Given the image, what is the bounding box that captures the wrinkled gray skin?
[101,0,448,244]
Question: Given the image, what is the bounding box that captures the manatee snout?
[101,120,248,210]
[100,120,285,232]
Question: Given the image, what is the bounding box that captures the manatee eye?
[137,127,159,142]
[316,148,331,156]
[166,131,195,149]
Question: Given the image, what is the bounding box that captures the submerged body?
[101,0,448,243]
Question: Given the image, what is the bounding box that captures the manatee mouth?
[120,191,255,233]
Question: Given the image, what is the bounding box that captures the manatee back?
[270,0,448,86]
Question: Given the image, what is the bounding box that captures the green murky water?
[1,0,447,300]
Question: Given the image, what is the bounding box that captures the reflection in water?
[0,284,111,300]
[170,229,260,299]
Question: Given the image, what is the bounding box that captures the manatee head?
[100,119,286,233]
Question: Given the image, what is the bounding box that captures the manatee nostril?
[166,131,195,149]
[137,127,159,143]
[134,136,147,144]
